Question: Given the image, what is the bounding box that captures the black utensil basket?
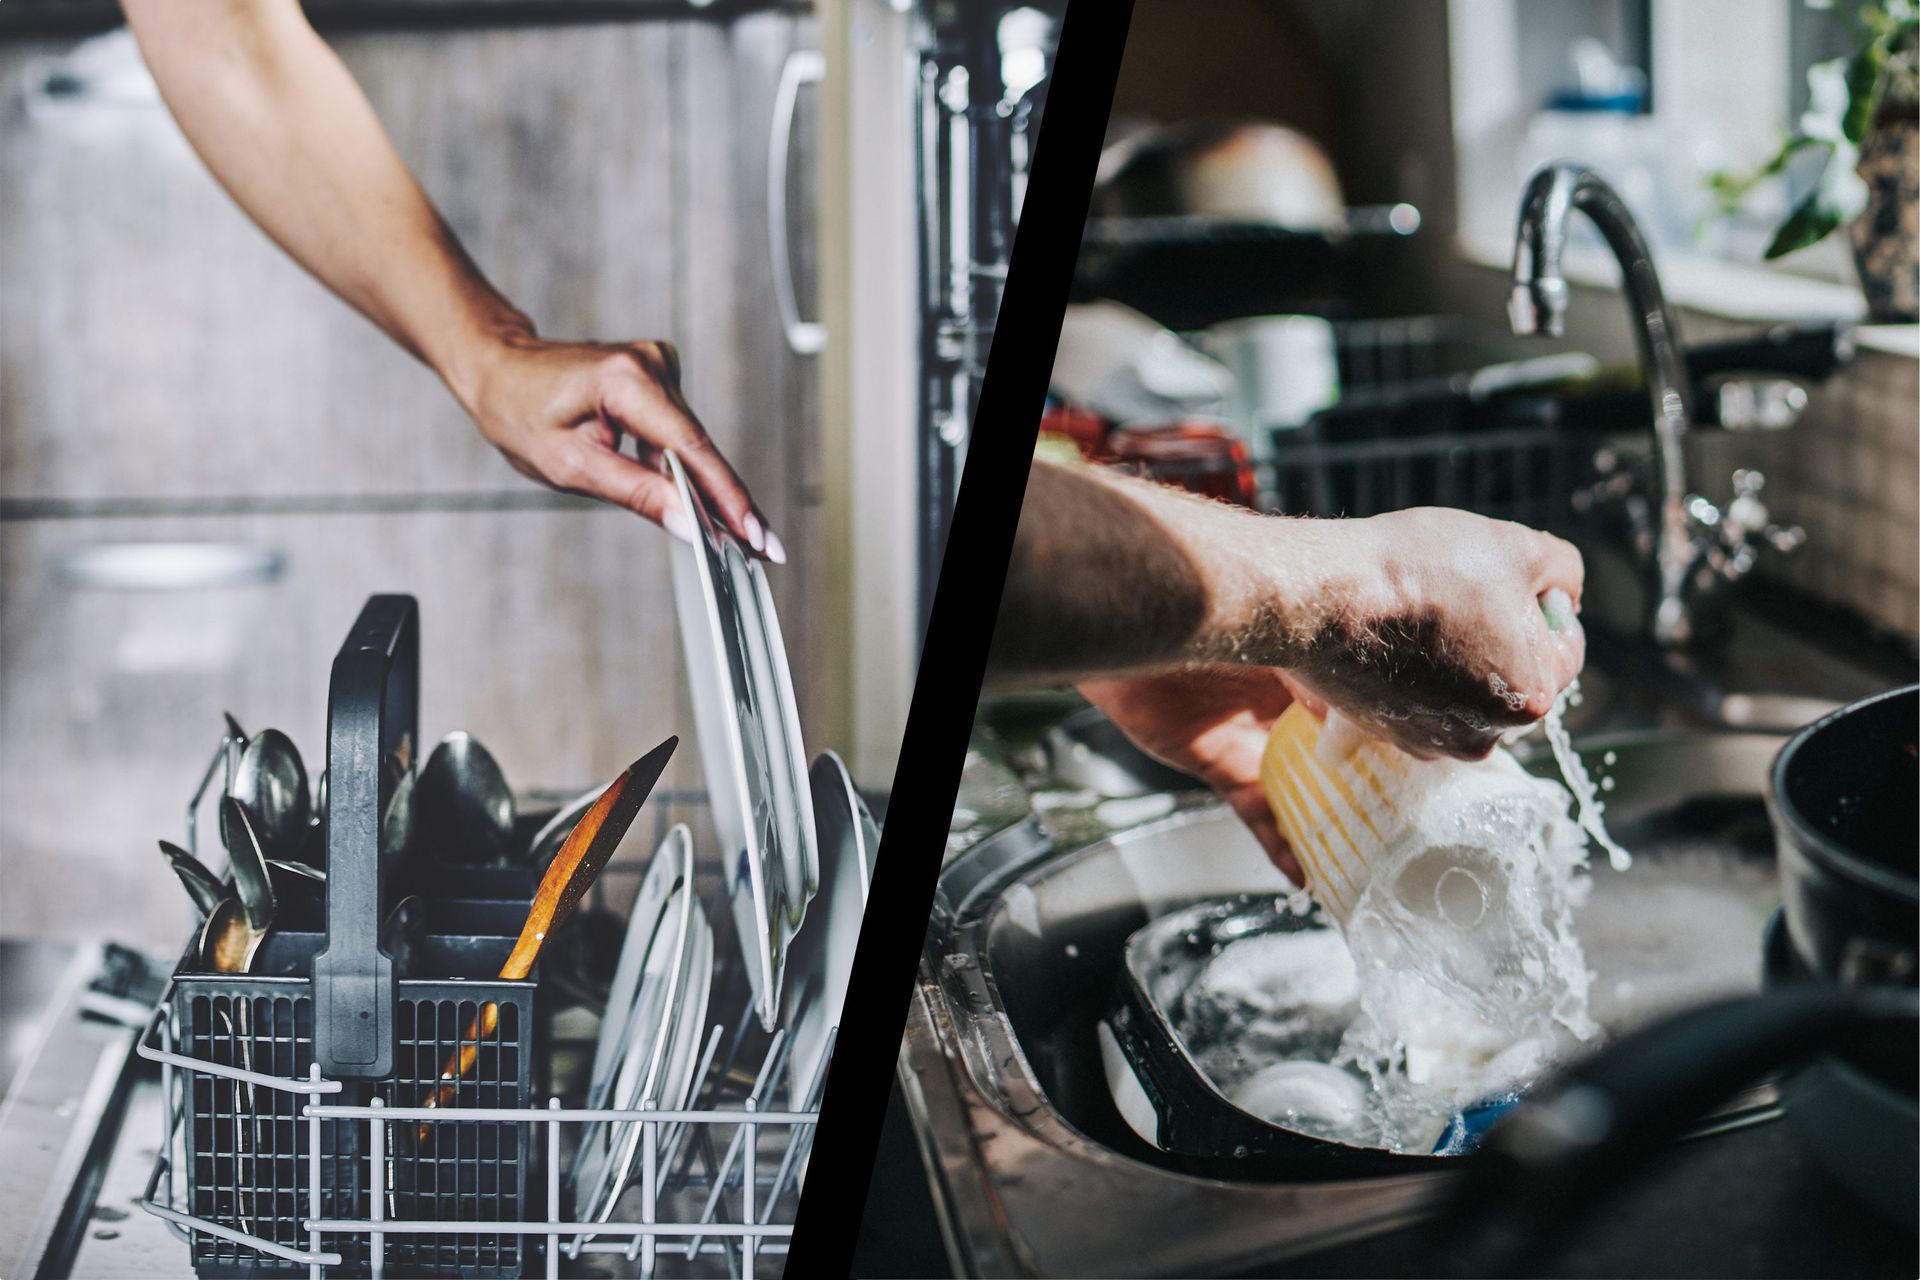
[172,595,537,1278]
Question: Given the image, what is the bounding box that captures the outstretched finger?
[554,443,691,540]
[599,375,775,560]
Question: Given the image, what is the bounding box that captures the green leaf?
[1765,189,1845,258]
[1761,145,1873,261]
[1843,35,1890,142]
[1704,136,1826,217]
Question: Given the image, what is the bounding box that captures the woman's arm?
[122,0,777,555]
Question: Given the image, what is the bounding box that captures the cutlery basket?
[170,596,537,1278]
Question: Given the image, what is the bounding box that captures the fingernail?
[765,530,788,565]
[742,513,766,553]
[662,505,694,546]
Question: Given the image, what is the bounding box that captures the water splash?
[1330,746,1600,1149]
[1540,680,1633,871]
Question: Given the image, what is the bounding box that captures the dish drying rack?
[132,596,826,1278]
[1264,315,1596,531]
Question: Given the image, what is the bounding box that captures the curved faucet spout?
[1509,162,1700,645]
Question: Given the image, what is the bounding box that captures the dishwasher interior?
[7,576,871,1280]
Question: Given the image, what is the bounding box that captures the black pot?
[1439,685,1920,1275]
[1770,684,1919,988]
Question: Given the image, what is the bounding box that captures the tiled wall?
[1451,265,1919,645]
[1687,327,1919,642]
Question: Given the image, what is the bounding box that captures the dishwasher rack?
[133,1007,826,1278]
[134,595,827,1278]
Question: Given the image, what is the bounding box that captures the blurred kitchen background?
[0,0,1061,952]
[1048,0,1917,653]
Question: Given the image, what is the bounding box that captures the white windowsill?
[1459,230,1918,359]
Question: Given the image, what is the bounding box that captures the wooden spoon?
[418,737,676,1135]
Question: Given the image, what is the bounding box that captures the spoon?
[382,769,416,860]
[418,737,676,1137]
[267,859,326,914]
[269,858,325,884]
[194,895,254,974]
[233,728,311,865]
[195,887,262,1229]
[160,840,227,916]
[219,797,274,964]
[416,731,517,866]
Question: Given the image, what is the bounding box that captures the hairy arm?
[122,0,775,551]
[992,460,1586,759]
[989,461,1360,682]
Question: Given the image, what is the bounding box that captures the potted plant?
[1711,0,1918,322]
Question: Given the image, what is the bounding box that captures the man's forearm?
[987,462,1358,686]
[123,0,525,404]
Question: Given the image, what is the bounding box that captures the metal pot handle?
[770,49,825,356]
[311,594,419,1079]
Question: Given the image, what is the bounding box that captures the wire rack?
[136,1010,826,1279]
[1264,315,1596,531]
[139,730,826,1279]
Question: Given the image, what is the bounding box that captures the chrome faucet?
[1508,162,1800,647]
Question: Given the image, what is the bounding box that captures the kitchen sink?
[899,724,1796,1277]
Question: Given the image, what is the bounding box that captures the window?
[1449,0,1885,316]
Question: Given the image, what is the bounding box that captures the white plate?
[782,752,877,1109]
[664,451,792,1029]
[568,829,698,1226]
[648,905,712,1161]
[724,542,801,907]
[746,557,820,899]
[593,906,712,1240]
[584,826,689,1112]
[728,542,818,911]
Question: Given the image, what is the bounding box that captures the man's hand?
[1278,507,1585,760]
[460,333,779,558]
[992,465,1585,763]
[1079,666,1302,883]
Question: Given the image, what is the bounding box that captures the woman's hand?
[458,332,781,557]
[122,0,778,555]
[1079,666,1303,883]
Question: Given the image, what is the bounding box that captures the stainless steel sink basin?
[900,725,1792,1277]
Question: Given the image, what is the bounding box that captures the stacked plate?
[569,827,713,1245]
[566,460,882,1220]
[782,751,879,1109]
[664,452,819,1030]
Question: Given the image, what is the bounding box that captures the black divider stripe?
[785,1,1135,1273]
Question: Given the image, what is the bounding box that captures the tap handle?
[1711,380,1808,431]
[1764,524,1807,555]
[1722,468,1772,539]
